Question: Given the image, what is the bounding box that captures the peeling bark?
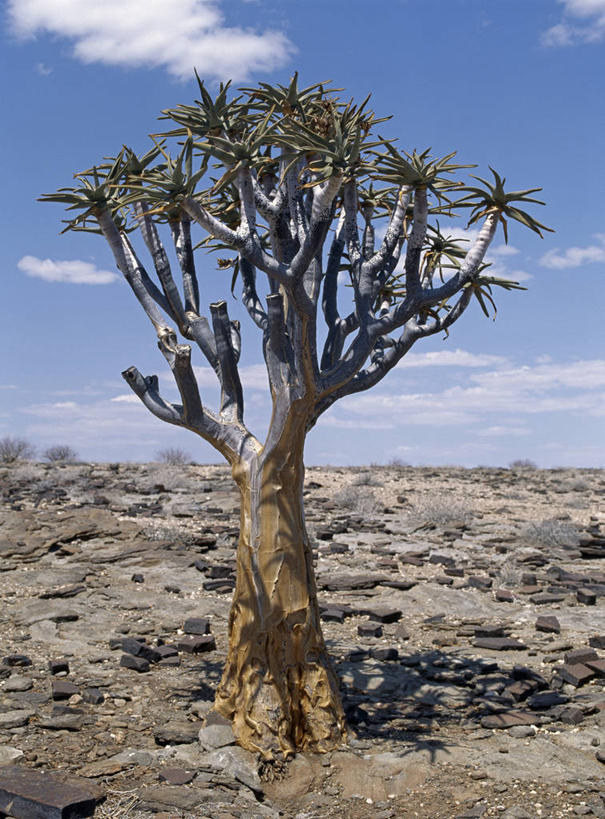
[214,425,346,758]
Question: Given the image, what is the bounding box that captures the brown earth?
[0,461,604,818]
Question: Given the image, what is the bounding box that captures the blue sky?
[1,0,604,467]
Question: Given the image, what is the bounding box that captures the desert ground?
[0,460,604,818]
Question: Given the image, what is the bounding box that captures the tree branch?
[210,300,244,423]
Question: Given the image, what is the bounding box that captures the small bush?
[0,436,35,464]
[509,458,538,471]
[351,471,383,487]
[409,497,474,526]
[334,486,379,516]
[43,444,78,463]
[156,447,192,466]
[522,517,581,548]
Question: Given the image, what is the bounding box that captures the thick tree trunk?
[213,433,347,758]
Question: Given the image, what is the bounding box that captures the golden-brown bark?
[213,436,347,759]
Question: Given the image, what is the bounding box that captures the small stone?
[158,767,195,785]
[535,615,560,634]
[49,658,70,675]
[565,647,599,665]
[321,608,345,623]
[469,575,493,591]
[156,644,179,658]
[527,690,568,709]
[177,635,216,654]
[0,746,24,766]
[51,679,79,700]
[82,687,104,705]
[370,647,398,661]
[495,589,514,602]
[558,705,584,724]
[198,719,235,750]
[475,625,506,638]
[164,584,181,594]
[39,712,84,731]
[588,635,605,649]
[183,617,210,635]
[586,658,605,677]
[507,725,536,738]
[577,588,597,605]
[0,765,97,818]
[394,624,410,641]
[596,749,605,763]
[120,654,150,673]
[480,711,535,729]
[473,638,526,651]
[3,675,33,692]
[2,654,32,667]
[0,710,34,730]
[154,721,201,746]
[557,663,595,687]
[131,573,145,583]
[358,623,383,638]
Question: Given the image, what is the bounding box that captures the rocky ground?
[0,460,604,819]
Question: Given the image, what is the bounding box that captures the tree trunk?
[213,431,347,758]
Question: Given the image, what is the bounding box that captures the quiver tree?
[42,74,551,759]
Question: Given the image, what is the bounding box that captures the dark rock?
[177,635,216,654]
[556,663,595,687]
[51,680,79,700]
[183,617,210,635]
[527,690,569,709]
[577,588,597,605]
[202,578,235,591]
[39,712,84,731]
[49,659,70,675]
[156,644,179,658]
[495,589,514,602]
[430,553,455,567]
[436,575,454,585]
[39,584,87,599]
[445,567,465,577]
[558,705,585,724]
[138,644,162,664]
[319,573,383,591]
[363,606,402,624]
[586,658,605,678]
[321,608,345,623]
[358,623,383,638]
[473,638,526,651]
[0,765,97,818]
[370,647,398,661]
[380,578,417,590]
[481,711,536,729]
[535,615,561,634]
[121,636,145,656]
[506,680,539,701]
[154,721,201,745]
[119,654,150,673]
[511,666,548,688]
[565,648,598,665]
[131,573,145,583]
[530,592,567,605]
[2,654,32,667]
[158,767,195,785]
[394,623,410,641]
[468,576,493,591]
[163,584,181,594]
[82,687,104,705]
[589,635,605,649]
[474,625,506,638]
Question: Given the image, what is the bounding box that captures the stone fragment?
[49,659,70,675]
[585,658,605,678]
[3,675,33,692]
[565,648,598,665]
[183,617,210,635]
[474,625,506,638]
[480,711,535,729]
[202,578,234,591]
[370,647,398,661]
[444,567,465,577]
[394,623,410,641]
[154,721,201,745]
[530,592,567,605]
[176,635,216,654]
[558,705,585,724]
[119,654,150,673]
[2,655,32,667]
[588,635,605,649]
[556,663,595,687]
[198,719,235,750]
[535,615,560,634]
[473,638,526,651]
[156,644,179,658]
[0,766,97,818]
[364,607,402,624]
[131,573,144,583]
[40,584,86,599]
[0,746,24,766]
[321,608,345,623]
[527,690,568,709]
[320,573,383,591]
[0,710,34,730]
[436,575,454,585]
[39,711,84,731]
[82,687,104,705]
[358,623,383,638]
[495,589,514,602]
[206,746,263,795]
[158,767,195,785]
[577,588,597,605]
[468,575,493,591]
[52,680,79,700]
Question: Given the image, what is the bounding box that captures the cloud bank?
[8,0,294,80]
[18,255,118,284]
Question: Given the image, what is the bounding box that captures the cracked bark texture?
[41,77,547,758]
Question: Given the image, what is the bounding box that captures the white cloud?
[477,425,531,437]
[539,234,605,269]
[18,255,118,285]
[110,394,140,404]
[542,0,605,45]
[398,349,508,369]
[8,0,294,80]
[35,61,52,75]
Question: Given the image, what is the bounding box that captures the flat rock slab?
[473,638,527,651]
[0,766,98,818]
[481,711,536,729]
